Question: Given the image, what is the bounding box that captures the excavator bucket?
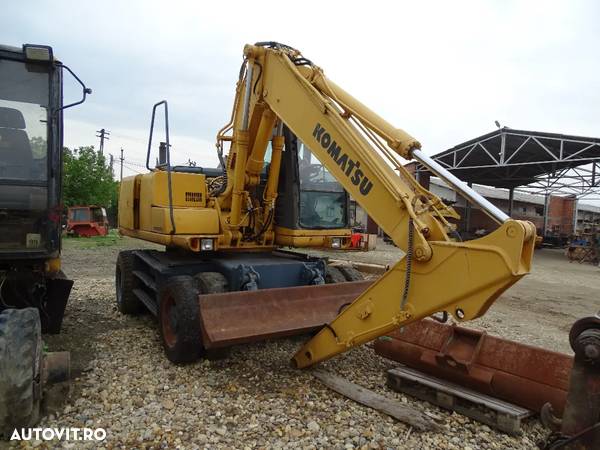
[198,280,373,349]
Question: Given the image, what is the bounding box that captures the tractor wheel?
[158,276,204,364]
[325,266,347,284]
[338,265,364,282]
[0,308,42,438]
[115,251,142,315]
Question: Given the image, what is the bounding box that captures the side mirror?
[56,63,92,112]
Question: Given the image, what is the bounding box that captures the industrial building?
[427,178,600,238]
[356,127,600,244]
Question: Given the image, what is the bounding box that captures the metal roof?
[420,128,600,198]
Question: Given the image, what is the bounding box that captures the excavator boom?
[224,43,535,368]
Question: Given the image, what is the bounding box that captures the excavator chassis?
[116,249,368,361]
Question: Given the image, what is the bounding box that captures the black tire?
[325,266,346,284]
[338,265,364,282]
[115,251,142,315]
[194,272,229,360]
[158,276,204,364]
[0,308,42,438]
[195,272,228,294]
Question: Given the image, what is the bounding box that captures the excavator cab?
[274,126,351,248]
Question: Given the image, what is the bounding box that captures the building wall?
[368,165,595,239]
[546,196,576,236]
[454,199,545,234]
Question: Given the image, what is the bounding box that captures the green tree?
[62,146,119,208]
[29,136,47,159]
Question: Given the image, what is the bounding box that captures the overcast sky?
[3,0,599,178]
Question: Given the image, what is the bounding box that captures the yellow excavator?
[117,42,535,368]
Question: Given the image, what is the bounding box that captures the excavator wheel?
[115,251,143,315]
[194,272,230,360]
[195,272,228,294]
[0,308,42,438]
[337,265,364,282]
[325,266,347,284]
[158,275,204,364]
[326,265,364,283]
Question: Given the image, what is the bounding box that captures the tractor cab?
[0,44,90,330]
[67,205,109,237]
[0,45,63,256]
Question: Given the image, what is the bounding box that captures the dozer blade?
[198,280,373,349]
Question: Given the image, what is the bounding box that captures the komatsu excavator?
[117,42,535,368]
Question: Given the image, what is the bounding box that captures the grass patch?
[64,229,121,248]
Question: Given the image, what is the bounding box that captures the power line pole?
[109,154,114,177]
[120,148,124,181]
[95,128,110,155]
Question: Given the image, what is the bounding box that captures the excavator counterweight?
[117,42,535,367]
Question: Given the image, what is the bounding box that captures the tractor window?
[0,59,49,181]
[297,140,347,229]
[70,208,90,222]
[0,58,50,252]
[91,208,105,223]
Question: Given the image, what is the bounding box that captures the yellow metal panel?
[120,228,222,252]
[44,257,61,274]
[138,173,154,232]
[137,171,208,232]
[150,207,220,235]
[118,175,138,229]
[275,226,352,248]
[150,171,207,208]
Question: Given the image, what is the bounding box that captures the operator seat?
[0,107,33,180]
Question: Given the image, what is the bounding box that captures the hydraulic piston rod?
[412,149,510,224]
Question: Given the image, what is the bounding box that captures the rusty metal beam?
[374,319,573,414]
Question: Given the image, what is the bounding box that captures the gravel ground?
[11,236,598,449]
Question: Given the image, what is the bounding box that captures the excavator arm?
[219,42,535,368]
